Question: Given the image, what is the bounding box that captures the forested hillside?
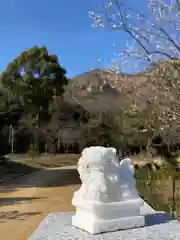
[0,46,180,163]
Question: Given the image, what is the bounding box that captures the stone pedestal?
[72,197,145,234]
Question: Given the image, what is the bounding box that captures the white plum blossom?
[89,0,180,73]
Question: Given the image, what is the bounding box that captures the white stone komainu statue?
[72,146,145,234]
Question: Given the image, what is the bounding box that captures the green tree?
[0,45,68,152]
[0,88,24,153]
[0,45,68,112]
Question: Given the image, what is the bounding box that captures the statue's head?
[81,146,117,166]
[82,146,116,163]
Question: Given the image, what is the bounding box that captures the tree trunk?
[57,129,60,152]
[11,127,14,153]
[9,125,14,153]
[172,171,177,219]
[34,112,40,153]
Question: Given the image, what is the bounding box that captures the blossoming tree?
[89,0,180,67]
[89,0,180,162]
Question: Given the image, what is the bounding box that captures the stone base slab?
[72,214,145,234]
[72,197,143,219]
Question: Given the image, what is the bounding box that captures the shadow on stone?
[145,212,172,226]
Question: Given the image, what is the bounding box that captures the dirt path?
[0,166,80,240]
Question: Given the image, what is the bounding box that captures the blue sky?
[0,0,148,77]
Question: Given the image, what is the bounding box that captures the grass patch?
[136,167,180,216]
